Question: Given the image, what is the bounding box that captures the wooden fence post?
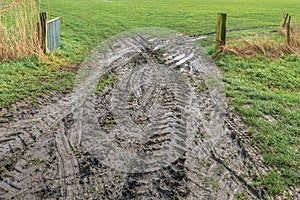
[287,16,291,45]
[282,13,289,28]
[216,13,227,51]
[39,12,48,54]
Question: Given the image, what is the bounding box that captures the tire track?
[54,118,81,199]
[0,27,290,199]
[78,30,263,199]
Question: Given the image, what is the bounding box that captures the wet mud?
[0,28,291,199]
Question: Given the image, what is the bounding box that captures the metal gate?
[47,17,60,52]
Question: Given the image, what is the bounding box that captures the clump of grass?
[278,24,300,36]
[221,35,300,58]
[219,22,300,59]
[0,0,42,61]
[96,73,117,93]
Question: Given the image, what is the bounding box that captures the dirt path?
[0,28,270,199]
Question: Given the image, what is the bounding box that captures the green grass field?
[0,0,299,197]
[44,0,300,60]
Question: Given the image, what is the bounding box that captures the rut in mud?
[0,28,288,199]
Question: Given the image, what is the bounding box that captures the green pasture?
[44,0,300,60]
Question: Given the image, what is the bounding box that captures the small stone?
[0,108,8,117]
[0,117,9,123]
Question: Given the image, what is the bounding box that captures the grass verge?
[215,47,300,196]
[0,56,75,107]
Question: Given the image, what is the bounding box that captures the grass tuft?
[222,36,300,58]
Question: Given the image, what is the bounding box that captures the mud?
[0,28,297,199]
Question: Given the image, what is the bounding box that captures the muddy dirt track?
[0,28,294,199]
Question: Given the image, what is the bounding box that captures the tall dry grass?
[222,36,300,59]
[0,0,42,61]
[221,31,300,58]
[221,21,300,59]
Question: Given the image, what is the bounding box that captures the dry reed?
[0,0,42,61]
[222,26,300,59]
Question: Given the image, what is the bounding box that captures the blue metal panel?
[47,17,60,52]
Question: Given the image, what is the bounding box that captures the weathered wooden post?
[282,13,289,28]
[287,16,291,45]
[39,12,48,54]
[216,13,227,51]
